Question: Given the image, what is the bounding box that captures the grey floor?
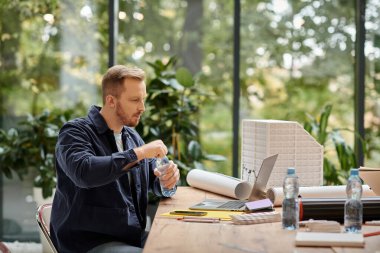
[4,241,42,253]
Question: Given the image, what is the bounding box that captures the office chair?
[36,203,58,253]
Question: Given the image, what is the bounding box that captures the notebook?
[189,154,278,211]
[245,198,274,212]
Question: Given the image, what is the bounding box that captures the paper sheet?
[160,210,244,221]
[186,169,252,200]
[267,185,377,206]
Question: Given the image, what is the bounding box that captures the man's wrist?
[133,147,145,161]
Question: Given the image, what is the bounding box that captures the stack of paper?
[295,232,364,248]
[230,211,281,225]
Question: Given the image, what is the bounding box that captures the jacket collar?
[88,105,130,136]
[88,105,112,135]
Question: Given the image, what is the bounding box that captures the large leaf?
[176,67,194,87]
[193,161,204,170]
[204,154,226,161]
[188,140,202,160]
[174,159,193,172]
[331,130,357,173]
[318,104,332,145]
[168,78,184,91]
[323,158,339,185]
[303,121,313,134]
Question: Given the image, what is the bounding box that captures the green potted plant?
[137,57,227,219]
[0,108,77,200]
[137,57,226,184]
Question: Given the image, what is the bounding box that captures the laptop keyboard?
[218,200,246,209]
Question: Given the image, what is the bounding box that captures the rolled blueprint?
[267,185,377,206]
[186,169,252,200]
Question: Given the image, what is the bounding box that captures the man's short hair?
[101,65,145,104]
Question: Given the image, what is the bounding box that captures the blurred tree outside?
[364,0,380,167]
[115,0,380,178]
[0,0,105,121]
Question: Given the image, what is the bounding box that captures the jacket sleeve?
[147,158,163,196]
[56,123,138,188]
[129,128,165,197]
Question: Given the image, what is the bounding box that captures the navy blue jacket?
[50,106,167,253]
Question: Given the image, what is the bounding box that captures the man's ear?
[105,95,117,108]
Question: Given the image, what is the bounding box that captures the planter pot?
[33,187,55,207]
[33,187,55,253]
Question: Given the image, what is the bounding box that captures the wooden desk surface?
[143,187,380,253]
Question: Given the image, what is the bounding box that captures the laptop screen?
[247,154,278,201]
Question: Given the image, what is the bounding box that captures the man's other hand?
[134,140,168,160]
[154,160,180,189]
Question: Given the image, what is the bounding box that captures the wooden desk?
[143,187,380,253]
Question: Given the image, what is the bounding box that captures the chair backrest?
[36,203,58,253]
[0,241,10,253]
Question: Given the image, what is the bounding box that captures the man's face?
[115,78,147,127]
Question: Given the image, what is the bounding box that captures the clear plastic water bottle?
[282,167,299,230]
[344,168,363,233]
[156,157,176,197]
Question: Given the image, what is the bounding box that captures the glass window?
[365,0,380,167]
[118,0,233,175]
[240,0,355,126]
[0,0,105,241]
[0,0,377,243]
[240,0,356,183]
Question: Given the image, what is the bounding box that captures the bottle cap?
[350,168,359,176]
[287,167,296,175]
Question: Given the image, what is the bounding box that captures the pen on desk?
[182,216,220,220]
[363,230,380,237]
[177,217,220,223]
[182,219,220,223]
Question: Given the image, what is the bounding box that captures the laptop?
[189,154,278,211]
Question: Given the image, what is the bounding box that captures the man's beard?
[116,104,140,127]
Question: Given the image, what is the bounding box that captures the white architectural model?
[241,119,323,188]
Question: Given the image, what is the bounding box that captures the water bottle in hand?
[156,157,176,197]
[344,168,363,233]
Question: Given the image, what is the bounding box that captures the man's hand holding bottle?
[134,140,180,194]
